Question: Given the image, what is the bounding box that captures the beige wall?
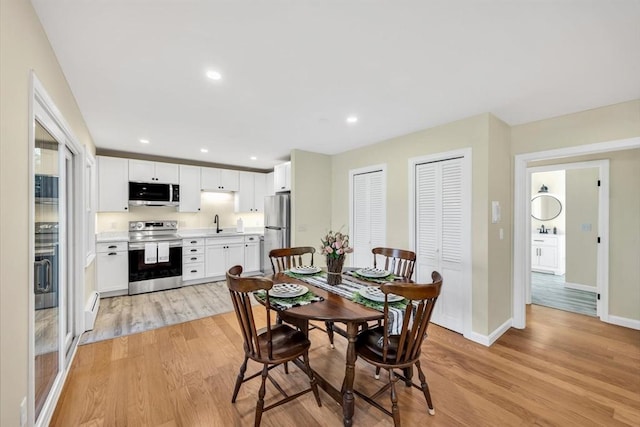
[565,168,599,288]
[516,100,640,321]
[330,114,508,335]
[511,100,640,154]
[487,115,513,332]
[290,150,332,266]
[0,0,96,424]
[97,191,264,232]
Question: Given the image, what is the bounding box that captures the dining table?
[262,268,408,427]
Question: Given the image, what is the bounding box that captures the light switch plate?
[491,201,501,224]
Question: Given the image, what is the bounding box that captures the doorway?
[513,137,640,329]
[528,164,600,317]
[30,75,85,427]
[409,149,472,336]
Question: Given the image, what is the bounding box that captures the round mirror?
[531,194,562,221]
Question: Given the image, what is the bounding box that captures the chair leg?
[255,364,269,427]
[403,366,413,387]
[232,355,248,403]
[416,360,435,415]
[389,368,401,426]
[325,321,335,348]
[303,351,322,407]
[284,362,289,374]
[375,366,381,380]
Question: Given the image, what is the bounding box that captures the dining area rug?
[79,280,236,345]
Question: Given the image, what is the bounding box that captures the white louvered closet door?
[352,170,385,268]
[416,157,465,333]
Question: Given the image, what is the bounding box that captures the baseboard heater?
[84,291,100,331]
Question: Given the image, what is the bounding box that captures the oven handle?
[34,259,52,292]
[128,241,182,250]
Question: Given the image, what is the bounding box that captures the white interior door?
[350,166,386,268]
[415,157,466,333]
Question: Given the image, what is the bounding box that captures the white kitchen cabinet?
[182,238,205,282]
[235,172,266,213]
[178,165,202,212]
[531,234,565,275]
[244,235,261,273]
[266,171,275,196]
[96,241,128,294]
[274,161,291,192]
[201,167,239,192]
[205,236,245,278]
[97,156,129,212]
[129,159,179,184]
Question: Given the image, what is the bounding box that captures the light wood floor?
[51,304,640,426]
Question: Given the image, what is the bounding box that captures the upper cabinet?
[235,172,266,213]
[265,171,275,196]
[129,159,179,184]
[274,161,291,192]
[97,156,129,212]
[201,167,239,192]
[178,165,201,212]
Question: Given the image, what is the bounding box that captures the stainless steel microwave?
[129,182,180,206]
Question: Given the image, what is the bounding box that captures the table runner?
[253,289,324,311]
[285,271,412,336]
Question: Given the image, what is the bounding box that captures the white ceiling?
[32,0,640,170]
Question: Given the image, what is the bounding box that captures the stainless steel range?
[128,220,182,295]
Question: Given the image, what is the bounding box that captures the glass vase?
[326,255,344,285]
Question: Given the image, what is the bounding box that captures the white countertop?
[97,227,263,242]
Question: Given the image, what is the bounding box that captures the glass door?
[33,120,61,420]
[63,147,75,358]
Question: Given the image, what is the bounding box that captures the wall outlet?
[20,396,27,427]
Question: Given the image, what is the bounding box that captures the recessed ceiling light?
[139,139,149,144]
[206,70,222,80]
[201,148,209,153]
[346,116,358,124]
[250,156,257,160]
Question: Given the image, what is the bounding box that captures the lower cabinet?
[183,238,205,281]
[531,234,565,275]
[244,235,261,273]
[96,241,128,295]
[205,236,245,278]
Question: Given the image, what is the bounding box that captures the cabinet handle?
[533,239,544,242]
[124,207,128,210]
[108,245,117,248]
[190,270,198,273]
[190,240,197,244]
[108,252,117,256]
[190,249,197,252]
[190,257,197,261]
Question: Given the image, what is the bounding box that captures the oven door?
[128,241,182,294]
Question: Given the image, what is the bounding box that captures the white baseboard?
[564,281,597,293]
[84,291,100,331]
[606,315,640,330]
[464,318,513,347]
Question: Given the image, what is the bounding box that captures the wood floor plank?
[52,304,640,426]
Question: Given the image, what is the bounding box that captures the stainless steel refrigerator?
[263,193,290,272]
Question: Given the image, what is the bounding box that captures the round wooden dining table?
[267,271,384,427]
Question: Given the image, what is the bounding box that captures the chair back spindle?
[270,246,315,273]
[372,247,416,280]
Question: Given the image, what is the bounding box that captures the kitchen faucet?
[214,214,221,233]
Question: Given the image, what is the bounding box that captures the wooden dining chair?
[268,247,335,347]
[269,246,315,272]
[354,271,443,427]
[372,247,417,280]
[226,265,321,427]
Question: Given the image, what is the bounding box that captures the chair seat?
[355,326,404,364]
[253,324,311,362]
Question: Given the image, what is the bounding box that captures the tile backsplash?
[97,191,264,232]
